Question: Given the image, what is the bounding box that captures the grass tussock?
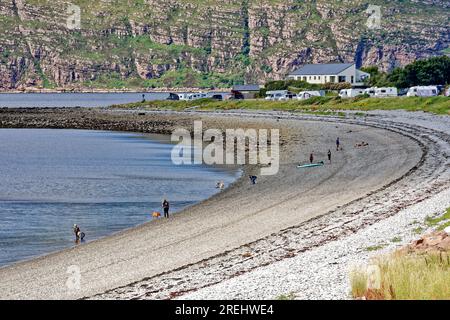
[350,251,450,300]
[276,292,296,300]
[110,96,450,115]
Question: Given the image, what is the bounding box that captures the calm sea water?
[0,92,228,108]
[0,129,240,267]
[0,92,169,108]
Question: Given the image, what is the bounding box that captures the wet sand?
[0,109,422,299]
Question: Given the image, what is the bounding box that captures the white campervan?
[407,86,439,97]
[297,91,322,100]
[339,89,365,98]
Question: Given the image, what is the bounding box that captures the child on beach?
[249,175,257,185]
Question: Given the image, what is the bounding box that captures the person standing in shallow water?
[73,224,80,240]
[162,199,170,218]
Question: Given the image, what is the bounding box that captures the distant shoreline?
[0,88,231,94]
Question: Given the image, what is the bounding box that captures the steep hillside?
[0,0,449,90]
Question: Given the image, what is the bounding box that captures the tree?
[387,56,450,88]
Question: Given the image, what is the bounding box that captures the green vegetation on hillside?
[1,0,449,89]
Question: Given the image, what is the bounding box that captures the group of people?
[309,138,341,164]
[72,138,344,240]
[72,199,171,241]
[216,181,225,190]
[72,224,85,243]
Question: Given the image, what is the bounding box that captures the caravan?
[265,90,296,101]
[177,92,208,101]
[407,86,439,97]
[338,89,365,98]
[297,91,323,100]
[370,87,398,97]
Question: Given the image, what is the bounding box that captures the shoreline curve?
[0,108,432,299]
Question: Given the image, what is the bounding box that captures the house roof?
[289,63,354,76]
[232,84,260,91]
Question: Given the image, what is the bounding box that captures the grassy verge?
[110,96,450,115]
[425,208,450,231]
[350,251,450,300]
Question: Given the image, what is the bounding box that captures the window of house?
[338,76,346,83]
[351,76,354,83]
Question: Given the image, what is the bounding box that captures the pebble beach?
[0,108,448,300]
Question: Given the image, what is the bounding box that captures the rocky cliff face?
[0,0,449,89]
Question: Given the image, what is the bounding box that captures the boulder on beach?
[403,231,450,254]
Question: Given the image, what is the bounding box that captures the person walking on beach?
[328,149,332,163]
[162,199,170,218]
[141,94,146,103]
[310,152,314,164]
[249,175,257,185]
[336,137,340,151]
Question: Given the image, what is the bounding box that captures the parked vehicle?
[446,87,450,97]
[363,88,375,97]
[166,92,180,100]
[297,91,323,100]
[406,86,439,97]
[211,94,223,100]
[339,89,365,98]
[177,92,209,101]
[374,87,398,97]
[211,93,232,100]
[279,92,297,101]
[265,90,293,101]
[230,90,245,100]
[177,93,190,101]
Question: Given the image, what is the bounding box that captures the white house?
[287,63,370,87]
